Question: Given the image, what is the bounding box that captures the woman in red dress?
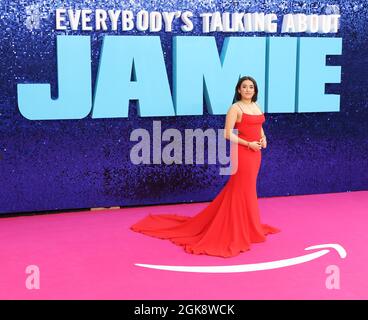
[130,76,280,258]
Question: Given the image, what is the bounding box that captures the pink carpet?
[0,191,367,300]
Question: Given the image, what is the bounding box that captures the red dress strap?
[237,102,246,114]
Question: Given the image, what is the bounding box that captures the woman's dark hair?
[233,76,258,103]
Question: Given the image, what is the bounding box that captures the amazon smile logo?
[134,243,346,273]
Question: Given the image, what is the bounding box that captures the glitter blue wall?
[0,0,367,215]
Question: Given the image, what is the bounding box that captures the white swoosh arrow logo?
[134,243,347,273]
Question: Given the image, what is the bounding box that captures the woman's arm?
[261,127,266,139]
[224,106,250,147]
[260,126,267,148]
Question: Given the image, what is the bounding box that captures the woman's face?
[237,80,255,100]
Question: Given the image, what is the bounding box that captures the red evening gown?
[130,113,280,258]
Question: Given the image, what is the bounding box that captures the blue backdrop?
[0,0,367,214]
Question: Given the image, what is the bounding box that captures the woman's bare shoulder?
[228,102,241,112]
[253,102,264,114]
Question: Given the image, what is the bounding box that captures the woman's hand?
[248,141,262,151]
[260,136,267,149]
